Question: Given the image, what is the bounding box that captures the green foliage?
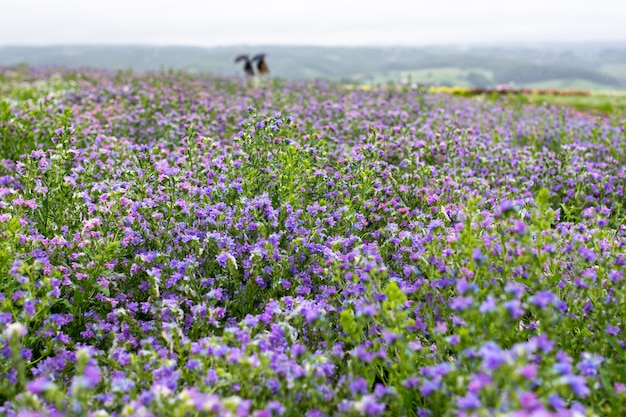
[1,67,625,417]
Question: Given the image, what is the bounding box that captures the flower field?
[1,67,626,416]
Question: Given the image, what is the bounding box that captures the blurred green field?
[510,91,626,121]
[356,65,624,93]
[362,67,494,87]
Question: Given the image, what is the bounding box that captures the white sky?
[1,0,625,46]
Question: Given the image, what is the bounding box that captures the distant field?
[364,67,494,87]
[357,68,624,92]
[512,91,626,120]
[522,78,618,91]
[351,81,626,120]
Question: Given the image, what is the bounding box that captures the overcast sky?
[1,0,625,47]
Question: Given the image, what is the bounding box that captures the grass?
[356,67,494,87]
[508,91,626,121]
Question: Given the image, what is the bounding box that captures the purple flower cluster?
[0,66,625,416]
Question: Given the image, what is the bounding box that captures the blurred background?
[1,0,625,90]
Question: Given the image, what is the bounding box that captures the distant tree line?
[1,44,624,89]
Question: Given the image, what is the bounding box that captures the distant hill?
[1,44,625,90]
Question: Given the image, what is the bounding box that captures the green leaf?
[6,217,21,234]
[536,187,550,209]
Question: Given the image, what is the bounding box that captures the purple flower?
[354,345,373,363]
[533,334,555,353]
[503,299,524,319]
[553,352,573,375]
[262,401,284,416]
[467,373,492,393]
[478,342,509,371]
[16,411,47,417]
[354,394,386,416]
[266,378,281,394]
[350,377,368,395]
[236,399,252,417]
[187,359,201,370]
[403,377,419,389]
[548,393,566,410]
[528,290,556,308]
[606,324,621,335]
[457,392,481,410]
[479,295,497,313]
[472,248,486,265]
[450,296,473,311]
[291,343,306,358]
[499,200,518,216]
[517,364,538,380]
[83,364,102,387]
[517,391,541,410]
[420,379,441,396]
[577,352,603,377]
[447,334,461,346]
[216,251,236,268]
[26,377,54,394]
[563,375,590,397]
[579,247,597,263]
[512,220,527,235]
